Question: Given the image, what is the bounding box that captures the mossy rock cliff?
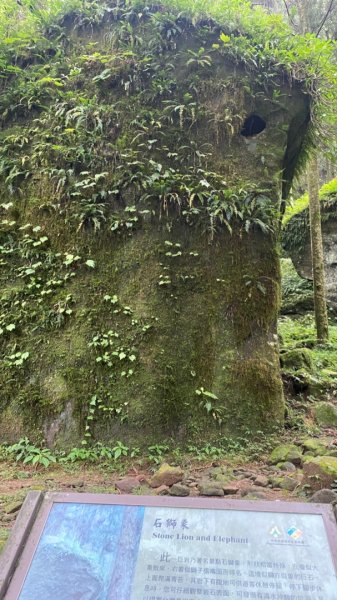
[0,0,317,446]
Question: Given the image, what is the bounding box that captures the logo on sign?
[287,526,303,540]
[269,525,282,538]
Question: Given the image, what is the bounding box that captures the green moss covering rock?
[280,348,314,372]
[198,483,225,497]
[303,456,337,491]
[0,0,316,445]
[278,316,337,395]
[313,402,337,427]
[269,474,299,491]
[269,444,303,466]
[301,438,329,456]
[149,464,184,488]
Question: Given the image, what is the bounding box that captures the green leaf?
[203,390,219,400]
[204,401,212,413]
[85,259,96,269]
[220,33,231,44]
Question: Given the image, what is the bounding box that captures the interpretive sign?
[1,493,337,600]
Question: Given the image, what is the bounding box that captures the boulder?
[154,485,170,495]
[149,464,184,488]
[240,488,268,500]
[279,476,300,491]
[280,348,314,372]
[269,444,303,466]
[198,483,224,497]
[313,402,337,427]
[222,484,240,495]
[303,456,337,491]
[301,438,329,456]
[309,489,337,504]
[1,1,314,447]
[278,462,297,472]
[115,477,141,493]
[254,475,269,487]
[327,449,337,457]
[169,483,190,497]
[269,475,298,491]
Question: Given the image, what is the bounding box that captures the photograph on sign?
[13,500,337,600]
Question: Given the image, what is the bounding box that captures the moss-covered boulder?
[303,456,337,491]
[280,348,314,372]
[0,0,316,446]
[269,443,303,466]
[313,402,337,427]
[149,463,184,488]
[269,474,300,491]
[280,347,318,393]
[301,438,329,456]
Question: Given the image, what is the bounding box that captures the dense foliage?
[283,178,337,252]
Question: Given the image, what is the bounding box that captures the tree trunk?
[296,0,329,342]
[296,0,310,32]
[308,155,329,341]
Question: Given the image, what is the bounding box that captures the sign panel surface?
[13,499,337,600]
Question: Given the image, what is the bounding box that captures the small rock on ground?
[254,475,269,487]
[154,485,170,495]
[169,483,190,497]
[278,462,297,472]
[150,464,184,488]
[309,489,337,504]
[115,477,141,493]
[4,501,23,515]
[269,444,303,467]
[199,483,224,497]
[223,484,239,495]
[240,492,267,500]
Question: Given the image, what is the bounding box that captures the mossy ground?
[279,313,337,389]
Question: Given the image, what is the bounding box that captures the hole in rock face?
[241,114,266,137]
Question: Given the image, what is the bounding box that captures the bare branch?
[316,0,337,37]
[281,0,296,28]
